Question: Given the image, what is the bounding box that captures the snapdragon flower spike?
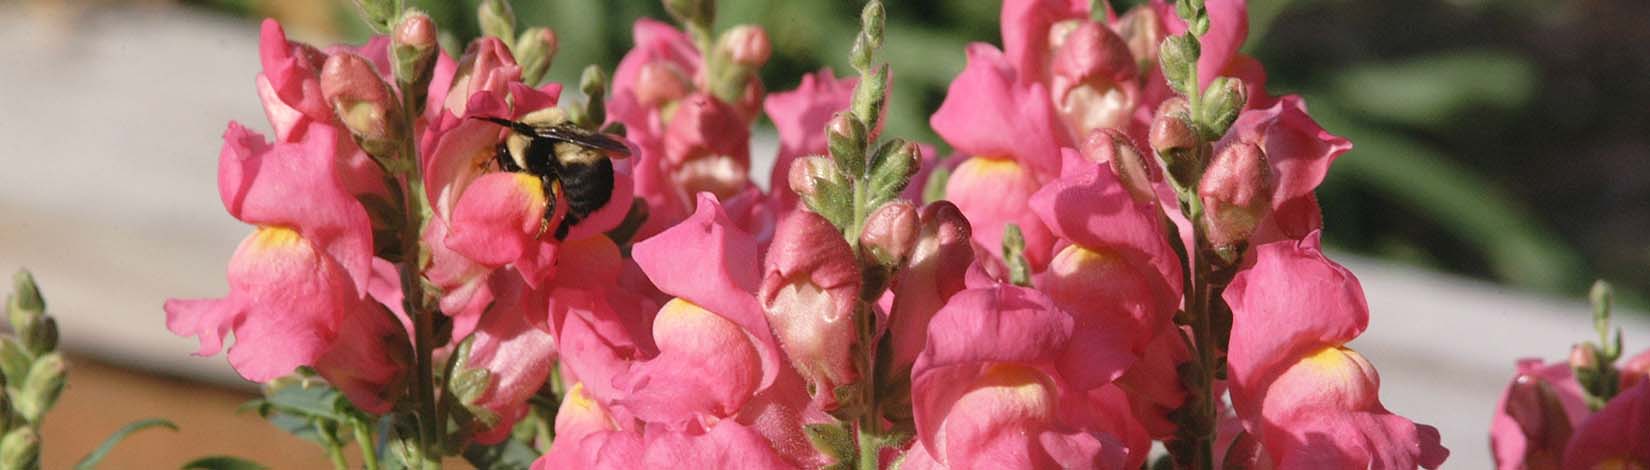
[619,194,786,428]
[759,210,861,404]
[910,284,1136,469]
[1148,0,1266,99]
[1491,359,1590,469]
[1224,232,1448,468]
[1215,96,1352,244]
[167,123,391,399]
[931,44,1065,271]
[764,69,858,210]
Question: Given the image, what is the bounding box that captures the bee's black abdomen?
[559,158,615,216]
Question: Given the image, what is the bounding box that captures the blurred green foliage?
[190,0,1650,306]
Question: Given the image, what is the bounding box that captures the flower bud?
[478,0,516,41]
[860,1,886,50]
[1049,21,1137,138]
[721,25,771,68]
[867,139,919,204]
[8,271,43,317]
[579,65,609,127]
[1083,128,1156,205]
[514,27,558,86]
[390,11,437,111]
[350,0,397,31]
[321,52,404,161]
[790,156,851,228]
[7,272,54,356]
[1150,99,1203,189]
[1198,142,1271,259]
[663,0,715,27]
[1158,34,1200,95]
[1199,76,1248,139]
[0,428,38,470]
[1569,343,1600,372]
[635,62,694,109]
[761,210,862,402]
[827,112,868,177]
[1117,6,1163,73]
[0,341,27,387]
[17,353,65,422]
[860,201,919,267]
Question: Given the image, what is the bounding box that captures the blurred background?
[0,0,1646,467]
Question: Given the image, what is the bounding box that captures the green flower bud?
[851,64,889,139]
[663,0,715,28]
[790,156,853,229]
[22,317,54,357]
[579,65,609,128]
[1158,34,1200,95]
[0,340,30,385]
[8,271,42,316]
[1002,224,1032,287]
[391,11,438,98]
[1149,99,1205,191]
[0,428,38,470]
[1198,77,1247,139]
[860,0,886,50]
[17,353,66,423]
[866,139,919,206]
[827,113,867,177]
[515,27,558,86]
[349,0,397,32]
[477,0,516,41]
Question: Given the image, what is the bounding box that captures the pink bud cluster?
[167,1,1465,468]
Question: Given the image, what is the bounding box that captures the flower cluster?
[166,0,1462,469]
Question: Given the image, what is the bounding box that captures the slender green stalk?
[317,422,350,470]
[393,77,441,470]
[352,418,381,470]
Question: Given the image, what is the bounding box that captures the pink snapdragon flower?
[167,123,406,412]
[616,194,788,428]
[759,210,862,404]
[1490,348,1650,469]
[1223,233,1448,468]
[886,202,975,376]
[1563,381,1650,470]
[909,284,1137,469]
[931,44,1066,271]
[1215,96,1352,244]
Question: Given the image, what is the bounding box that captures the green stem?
[392,76,441,470]
[318,422,350,470]
[1185,198,1216,470]
[854,299,882,470]
[353,418,381,470]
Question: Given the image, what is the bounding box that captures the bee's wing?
[534,126,632,157]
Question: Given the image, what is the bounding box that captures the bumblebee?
[479,109,630,240]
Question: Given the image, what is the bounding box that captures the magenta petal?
[1221,96,1351,243]
[164,297,238,358]
[468,275,558,444]
[1001,0,1090,86]
[930,43,1066,177]
[1563,382,1650,470]
[445,172,549,267]
[612,19,702,107]
[1224,231,1369,392]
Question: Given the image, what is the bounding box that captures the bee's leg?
[537,174,558,239]
[554,211,581,241]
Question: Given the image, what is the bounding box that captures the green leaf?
[179,456,268,470]
[1328,50,1537,129]
[75,418,177,469]
[804,422,856,463]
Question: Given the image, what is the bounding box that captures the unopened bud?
[721,25,771,67]
[1198,142,1271,259]
[1002,224,1033,287]
[1117,7,1163,73]
[0,428,38,470]
[663,0,715,27]
[867,139,920,205]
[1158,34,1200,95]
[17,353,65,422]
[1150,99,1203,189]
[515,27,558,86]
[827,113,868,177]
[635,62,693,109]
[860,1,886,50]
[851,64,889,139]
[0,341,27,386]
[349,0,396,32]
[8,271,42,316]
[860,201,919,266]
[761,210,862,402]
[579,65,609,127]
[321,52,404,161]
[1084,128,1156,205]
[391,11,437,103]
[1570,343,1600,372]
[790,156,852,228]
[1199,77,1248,139]
[477,0,516,41]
